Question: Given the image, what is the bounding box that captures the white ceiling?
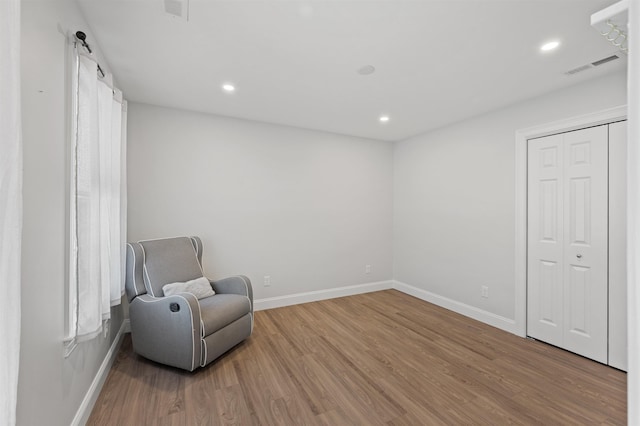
[77,0,625,142]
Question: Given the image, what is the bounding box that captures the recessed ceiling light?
[222,83,235,92]
[379,115,390,123]
[540,40,560,52]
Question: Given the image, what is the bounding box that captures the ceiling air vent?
[565,54,621,75]
[591,54,620,66]
[565,64,592,75]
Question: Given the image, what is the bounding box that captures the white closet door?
[561,126,608,363]
[527,125,608,363]
[528,134,564,347]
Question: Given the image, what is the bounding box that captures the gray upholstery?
[212,275,253,304]
[202,314,252,365]
[125,243,146,302]
[129,293,201,371]
[125,236,253,371]
[139,237,204,297]
[199,294,251,337]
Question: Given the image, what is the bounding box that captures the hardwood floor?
[88,290,626,425]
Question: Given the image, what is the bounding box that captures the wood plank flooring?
[88,290,626,425]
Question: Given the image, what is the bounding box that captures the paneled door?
[527,125,608,363]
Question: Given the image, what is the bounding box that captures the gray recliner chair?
[125,236,253,371]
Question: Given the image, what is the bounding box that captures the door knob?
[577,254,582,259]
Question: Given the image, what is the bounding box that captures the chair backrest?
[125,236,204,301]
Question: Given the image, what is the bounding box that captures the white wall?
[19,2,124,425]
[127,104,394,299]
[393,70,627,321]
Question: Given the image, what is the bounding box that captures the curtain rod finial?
[75,31,92,54]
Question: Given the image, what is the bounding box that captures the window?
[65,36,127,355]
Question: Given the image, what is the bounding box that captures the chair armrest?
[129,293,202,371]
[210,275,253,312]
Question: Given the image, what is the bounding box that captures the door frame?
[513,105,627,337]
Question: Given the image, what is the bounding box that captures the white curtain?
[70,47,127,342]
[110,90,124,307]
[119,99,128,302]
[97,77,113,319]
[74,54,101,339]
[0,0,22,424]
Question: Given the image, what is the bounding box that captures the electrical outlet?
[263,275,271,287]
[365,264,371,274]
[481,285,489,298]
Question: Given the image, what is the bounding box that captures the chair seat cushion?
[199,294,251,338]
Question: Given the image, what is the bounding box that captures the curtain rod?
[75,31,106,78]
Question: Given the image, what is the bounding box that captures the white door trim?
[513,105,627,337]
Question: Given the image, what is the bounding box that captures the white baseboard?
[71,319,129,426]
[253,280,518,336]
[254,280,394,311]
[392,280,518,335]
